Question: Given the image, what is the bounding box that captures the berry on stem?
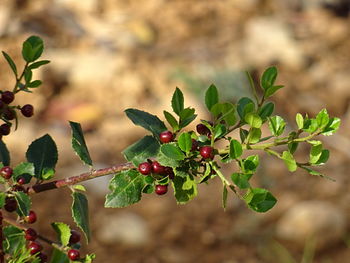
[152,161,165,174]
[200,146,214,160]
[0,123,10,136]
[17,176,26,185]
[155,185,168,195]
[68,249,80,261]
[3,108,15,120]
[4,197,17,212]
[0,166,13,179]
[26,210,37,224]
[69,230,81,244]
[25,228,38,241]
[138,162,152,175]
[159,131,173,143]
[28,241,42,255]
[196,124,210,136]
[21,104,34,118]
[1,91,15,104]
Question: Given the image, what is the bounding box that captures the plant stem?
[13,62,28,93]
[27,162,134,194]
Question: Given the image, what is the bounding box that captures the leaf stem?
[13,62,29,93]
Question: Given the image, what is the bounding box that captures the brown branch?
[27,162,134,194]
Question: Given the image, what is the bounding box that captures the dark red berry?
[200,146,214,160]
[152,161,165,174]
[38,253,48,263]
[155,185,168,195]
[0,166,13,179]
[196,124,210,135]
[138,162,152,175]
[17,176,26,185]
[159,131,173,143]
[26,210,37,224]
[28,241,42,255]
[4,197,17,212]
[164,167,174,179]
[191,139,198,151]
[1,91,14,104]
[69,230,81,244]
[3,108,15,120]
[0,123,10,136]
[21,104,34,118]
[68,249,80,261]
[25,228,38,241]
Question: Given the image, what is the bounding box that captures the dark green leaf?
[160,143,185,161]
[247,128,261,144]
[125,108,167,137]
[259,102,274,121]
[72,192,90,242]
[222,186,228,210]
[163,111,179,131]
[0,140,10,166]
[296,113,304,129]
[282,151,297,172]
[172,175,197,204]
[24,69,33,83]
[288,142,299,154]
[244,188,277,213]
[123,135,160,166]
[213,124,226,139]
[265,85,284,98]
[14,191,31,217]
[3,226,25,255]
[22,36,44,62]
[268,116,286,136]
[237,97,255,120]
[171,87,184,116]
[231,173,253,189]
[315,149,329,165]
[26,134,58,179]
[261,66,277,90]
[69,121,93,166]
[105,169,146,208]
[157,149,181,168]
[205,84,219,111]
[28,60,50,70]
[51,222,71,246]
[49,248,69,263]
[27,80,42,88]
[179,107,196,128]
[178,132,192,154]
[321,117,341,136]
[243,155,259,173]
[239,128,249,143]
[245,113,262,128]
[2,51,17,76]
[229,139,243,159]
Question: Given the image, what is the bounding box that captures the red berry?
[196,124,210,135]
[21,104,34,118]
[0,123,10,136]
[69,230,81,244]
[26,210,37,224]
[138,162,152,175]
[38,253,48,263]
[155,185,168,195]
[200,146,214,160]
[191,139,198,151]
[164,167,174,179]
[0,166,13,179]
[1,91,14,104]
[3,108,15,120]
[25,228,38,241]
[28,241,42,255]
[152,161,165,174]
[17,176,26,185]
[159,131,173,143]
[68,249,80,261]
[4,197,17,212]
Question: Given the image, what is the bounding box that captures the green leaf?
[179,107,196,128]
[13,162,34,182]
[171,88,184,116]
[0,140,10,166]
[24,69,32,83]
[213,124,226,139]
[14,191,31,217]
[281,151,297,172]
[316,109,329,129]
[222,186,228,210]
[125,108,167,137]
[237,97,255,120]
[3,226,25,255]
[172,175,197,204]
[69,121,93,166]
[243,155,259,173]
[157,149,180,168]
[178,132,192,154]
[28,60,50,70]
[300,166,335,182]
[41,167,55,180]
[309,143,323,164]
[239,128,249,143]
[22,36,44,62]
[268,116,286,136]
[105,169,146,208]
[261,66,277,90]
[321,117,341,136]
[288,142,299,154]
[71,192,90,242]
[0,192,5,208]
[73,185,86,192]
[316,149,329,165]
[244,188,277,213]
[2,51,17,76]
[205,84,219,111]
[27,80,42,88]
[163,111,179,131]
[245,113,262,128]
[123,135,160,166]
[265,85,284,98]
[259,102,275,121]
[82,254,96,263]
[51,222,71,246]
[296,113,304,130]
[49,248,69,263]
[26,134,58,179]
[160,143,185,161]
[231,173,253,189]
[303,119,318,133]
[211,102,236,125]
[247,128,261,144]
[229,139,243,159]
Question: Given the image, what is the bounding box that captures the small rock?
[276,201,346,248]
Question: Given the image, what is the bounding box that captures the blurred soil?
[0,0,350,262]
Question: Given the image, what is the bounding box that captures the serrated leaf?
[160,143,185,160]
[163,111,179,131]
[205,84,219,111]
[229,139,243,159]
[247,128,261,144]
[178,132,192,153]
[296,113,304,129]
[28,60,50,70]
[261,66,277,90]
[222,186,228,210]
[259,102,274,121]
[171,88,184,116]
[51,222,71,246]
[14,191,31,217]
[13,162,35,182]
[321,117,341,136]
[244,188,277,213]
[245,113,262,128]
[231,173,253,189]
[2,51,17,76]
[281,151,297,172]
[69,121,93,166]
[0,140,10,166]
[157,149,180,168]
[179,107,196,128]
[212,102,236,126]
[125,108,167,137]
[49,248,69,263]
[72,192,90,242]
[105,169,146,208]
[3,226,25,255]
[123,135,160,166]
[26,134,58,179]
[268,116,286,136]
[172,175,197,204]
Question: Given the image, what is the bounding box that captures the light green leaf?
[172,175,197,204]
[245,113,262,128]
[231,173,253,189]
[178,132,192,154]
[51,222,71,246]
[268,116,286,136]
[316,109,329,129]
[296,113,304,130]
[229,139,243,159]
[247,128,261,144]
[237,97,255,120]
[205,84,219,111]
[244,187,277,213]
[281,151,297,172]
[321,117,341,136]
[222,186,228,210]
[213,124,226,139]
[310,143,323,164]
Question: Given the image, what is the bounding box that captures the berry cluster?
[0,90,34,140]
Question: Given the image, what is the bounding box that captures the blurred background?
[0,0,350,262]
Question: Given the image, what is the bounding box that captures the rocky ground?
[0,0,350,262]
